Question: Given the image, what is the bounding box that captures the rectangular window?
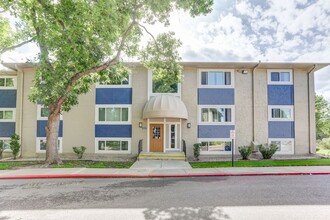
[152,75,178,94]
[268,70,292,84]
[98,107,129,122]
[0,77,15,88]
[199,70,233,88]
[268,106,293,121]
[0,139,10,150]
[200,107,233,123]
[97,72,131,87]
[200,140,232,153]
[269,139,294,154]
[36,138,62,153]
[37,105,62,120]
[96,139,131,153]
[0,109,15,121]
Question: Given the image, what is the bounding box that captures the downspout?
[15,64,24,158]
[307,64,316,154]
[252,60,261,146]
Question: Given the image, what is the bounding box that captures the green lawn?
[317,149,330,156]
[0,160,134,170]
[190,158,330,168]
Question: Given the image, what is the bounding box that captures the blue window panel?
[271,72,280,81]
[95,125,132,137]
[0,90,17,108]
[198,88,234,105]
[0,122,16,137]
[96,88,132,104]
[198,125,235,138]
[37,120,63,137]
[268,122,295,138]
[268,85,294,105]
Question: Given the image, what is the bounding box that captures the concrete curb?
[0,171,330,179]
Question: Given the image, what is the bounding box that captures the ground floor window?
[0,108,15,121]
[0,139,10,150]
[269,139,294,154]
[36,138,62,153]
[95,138,131,153]
[199,139,232,154]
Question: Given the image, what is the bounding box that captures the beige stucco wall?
[131,66,148,155]
[61,86,95,156]
[20,69,38,157]
[235,70,253,152]
[181,67,198,157]
[253,69,268,145]
[294,69,310,154]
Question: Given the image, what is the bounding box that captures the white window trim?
[0,108,16,122]
[268,138,294,155]
[37,105,63,120]
[36,137,63,153]
[267,69,293,85]
[148,69,181,99]
[0,138,11,152]
[0,76,17,89]
[95,74,132,88]
[95,138,131,154]
[95,104,131,124]
[198,138,233,155]
[198,69,235,88]
[268,105,294,121]
[198,105,235,125]
[167,124,179,150]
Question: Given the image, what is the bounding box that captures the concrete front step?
[138,152,186,161]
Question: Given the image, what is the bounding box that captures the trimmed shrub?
[73,146,87,159]
[238,146,252,160]
[10,134,21,159]
[193,143,201,161]
[259,144,278,159]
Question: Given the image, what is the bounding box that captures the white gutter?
[252,60,261,145]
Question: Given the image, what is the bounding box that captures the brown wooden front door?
[150,124,164,152]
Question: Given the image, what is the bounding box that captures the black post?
[232,139,234,167]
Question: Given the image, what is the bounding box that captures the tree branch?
[54,20,138,114]
[0,38,34,54]
[138,23,161,52]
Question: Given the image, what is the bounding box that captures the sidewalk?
[0,160,330,179]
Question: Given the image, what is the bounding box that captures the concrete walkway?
[0,163,330,179]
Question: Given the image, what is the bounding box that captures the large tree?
[315,94,330,140]
[0,0,213,165]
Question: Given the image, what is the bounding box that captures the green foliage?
[193,143,201,160]
[317,138,330,150]
[10,134,20,160]
[0,141,4,159]
[72,146,87,159]
[238,146,252,160]
[315,94,330,139]
[258,144,278,159]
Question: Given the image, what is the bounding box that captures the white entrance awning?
[143,94,188,119]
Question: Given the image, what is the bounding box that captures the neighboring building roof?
[143,94,188,119]
[2,61,329,72]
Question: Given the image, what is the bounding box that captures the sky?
[2,0,330,99]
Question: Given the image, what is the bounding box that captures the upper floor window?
[268,70,292,85]
[0,109,15,122]
[268,106,293,121]
[148,70,181,97]
[97,72,131,88]
[199,106,234,124]
[0,77,16,89]
[199,69,234,88]
[96,105,131,124]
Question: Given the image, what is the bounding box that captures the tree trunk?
[45,110,63,165]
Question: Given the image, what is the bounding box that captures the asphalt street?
[0,175,330,219]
